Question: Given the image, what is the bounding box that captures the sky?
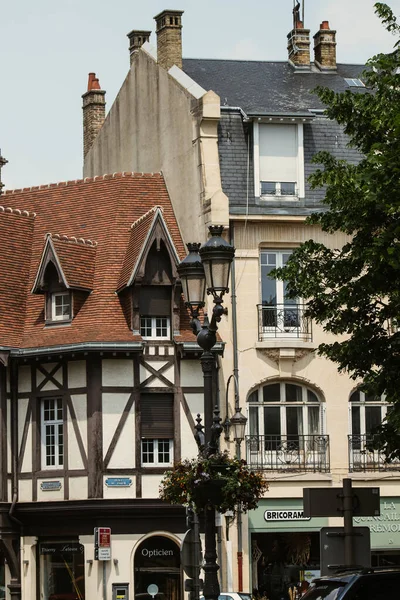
[1,0,400,190]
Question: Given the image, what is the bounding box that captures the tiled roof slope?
[51,236,97,290]
[0,210,35,346]
[182,59,365,115]
[1,173,188,350]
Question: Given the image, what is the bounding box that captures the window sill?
[255,339,315,350]
[260,195,299,201]
[44,320,72,328]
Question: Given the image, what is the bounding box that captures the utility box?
[112,583,129,600]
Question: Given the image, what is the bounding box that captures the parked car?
[301,567,400,600]
[201,593,251,600]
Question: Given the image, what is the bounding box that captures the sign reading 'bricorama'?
[264,509,311,522]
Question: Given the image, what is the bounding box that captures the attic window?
[344,78,365,88]
[50,292,72,322]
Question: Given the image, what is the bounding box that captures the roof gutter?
[220,106,250,122]
[0,341,144,357]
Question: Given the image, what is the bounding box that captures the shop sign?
[354,497,400,548]
[105,477,132,487]
[264,509,310,522]
[40,543,84,555]
[94,527,111,561]
[40,480,62,491]
[141,548,175,558]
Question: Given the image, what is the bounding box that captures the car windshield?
[238,595,251,600]
[302,581,347,600]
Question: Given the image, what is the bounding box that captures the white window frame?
[140,316,171,339]
[248,382,324,438]
[41,398,64,469]
[253,120,305,199]
[141,438,173,467]
[51,291,71,322]
[349,390,387,436]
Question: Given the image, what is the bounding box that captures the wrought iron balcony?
[257,303,312,341]
[348,434,400,472]
[245,434,330,472]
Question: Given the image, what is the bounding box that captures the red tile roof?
[51,235,97,291]
[0,172,193,350]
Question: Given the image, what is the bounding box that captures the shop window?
[134,536,181,600]
[40,541,85,600]
[253,122,305,199]
[141,394,174,467]
[258,251,311,341]
[246,382,328,471]
[41,397,64,469]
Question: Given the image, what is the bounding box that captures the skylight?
[344,78,365,88]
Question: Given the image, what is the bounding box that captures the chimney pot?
[154,9,184,70]
[321,21,330,30]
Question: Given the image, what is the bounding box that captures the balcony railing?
[257,304,312,341]
[348,434,400,472]
[245,434,330,472]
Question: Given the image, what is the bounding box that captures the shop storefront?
[249,499,328,600]
[39,541,85,600]
[354,496,400,566]
[134,536,182,600]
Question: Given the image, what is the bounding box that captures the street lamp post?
[177,226,235,600]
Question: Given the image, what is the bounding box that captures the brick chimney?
[287,22,311,68]
[82,73,106,158]
[154,9,184,70]
[313,21,337,70]
[127,30,151,65]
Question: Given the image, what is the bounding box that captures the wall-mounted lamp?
[86,560,93,565]
[23,560,29,566]
[113,559,119,566]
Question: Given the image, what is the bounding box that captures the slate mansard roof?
[182,59,366,115]
[0,173,194,353]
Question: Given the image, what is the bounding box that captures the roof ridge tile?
[47,232,98,247]
[131,205,164,229]
[0,206,36,218]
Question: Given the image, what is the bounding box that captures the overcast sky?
[1,0,400,190]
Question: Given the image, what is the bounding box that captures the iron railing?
[257,304,312,341]
[348,434,400,472]
[245,434,330,472]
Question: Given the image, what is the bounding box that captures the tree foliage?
[274,3,400,458]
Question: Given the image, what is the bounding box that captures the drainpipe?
[9,358,22,527]
[229,223,244,592]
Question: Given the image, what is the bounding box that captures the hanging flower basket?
[159,451,268,513]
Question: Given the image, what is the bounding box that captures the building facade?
[0,173,221,600]
[79,4,400,599]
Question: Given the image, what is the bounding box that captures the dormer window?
[51,291,72,322]
[140,316,170,339]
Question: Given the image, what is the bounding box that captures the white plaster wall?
[37,478,64,501]
[69,476,88,500]
[18,366,31,393]
[183,392,203,421]
[18,479,32,502]
[69,394,88,466]
[180,361,203,387]
[21,536,37,600]
[141,474,163,498]
[102,359,134,387]
[180,405,199,460]
[102,393,135,469]
[19,398,32,473]
[68,360,87,388]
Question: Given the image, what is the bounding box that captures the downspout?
[9,358,22,528]
[229,223,244,592]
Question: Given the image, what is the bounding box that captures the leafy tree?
[274,3,400,458]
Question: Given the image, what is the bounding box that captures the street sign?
[320,527,371,575]
[303,487,380,518]
[94,527,111,561]
[181,528,202,579]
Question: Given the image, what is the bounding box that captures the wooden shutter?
[141,394,174,438]
[139,286,171,316]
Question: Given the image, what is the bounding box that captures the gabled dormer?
[117,206,182,339]
[32,233,97,325]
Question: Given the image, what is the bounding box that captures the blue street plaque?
[105,477,132,487]
[40,480,62,491]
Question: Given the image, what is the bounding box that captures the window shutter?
[139,286,171,316]
[141,394,174,438]
[259,124,297,182]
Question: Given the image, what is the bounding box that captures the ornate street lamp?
[178,225,235,600]
[230,408,247,444]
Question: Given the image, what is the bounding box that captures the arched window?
[246,381,328,471]
[349,390,387,437]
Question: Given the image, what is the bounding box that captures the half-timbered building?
[0,172,213,600]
